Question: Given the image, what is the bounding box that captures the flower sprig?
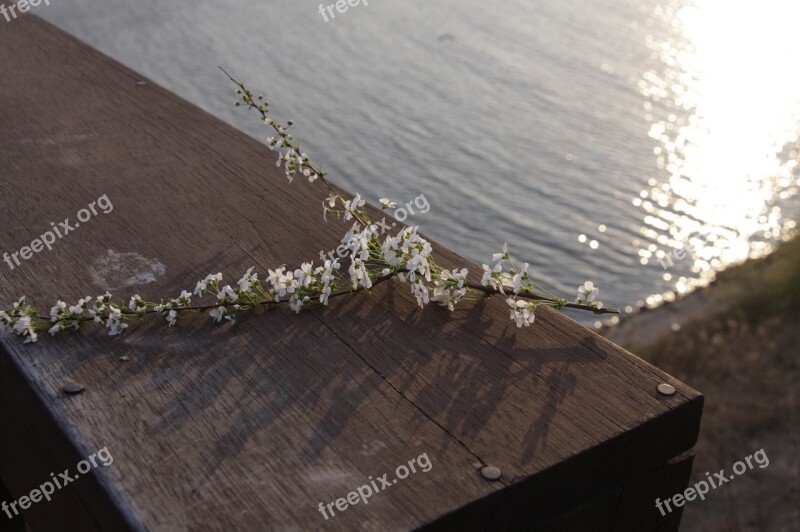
[220,67,329,188]
[0,73,618,344]
[0,220,616,344]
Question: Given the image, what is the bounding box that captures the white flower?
[195,273,223,295]
[64,297,92,318]
[166,309,178,327]
[217,285,239,302]
[492,242,509,263]
[294,262,314,288]
[267,266,285,286]
[430,268,469,311]
[105,306,128,336]
[410,280,430,308]
[511,263,529,295]
[576,281,599,305]
[50,301,67,321]
[278,271,298,297]
[108,323,128,336]
[507,297,537,327]
[13,315,32,336]
[48,324,61,336]
[405,254,431,283]
[267,266,289,299]
[481,263,503,292]
[13,313,38,343]
[289,295,310,313]
[379,198,397,210]
[319,285,333,305]
[238,267,258,292]
[343,194,365,221]
[348,258,372,290]
[129,295,146,312]
[209,306,226,323]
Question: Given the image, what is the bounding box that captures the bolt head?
[480,465,502,481]
[63,383,85,395]
[657,383,676,396]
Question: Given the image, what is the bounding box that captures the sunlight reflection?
[636,0,800,302]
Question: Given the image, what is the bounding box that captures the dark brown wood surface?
[0,12,703,531]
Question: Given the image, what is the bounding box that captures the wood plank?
[0,12,703,531]
[612,451,696,531]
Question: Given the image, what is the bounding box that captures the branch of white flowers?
[0,74,617,344]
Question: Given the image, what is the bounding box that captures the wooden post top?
[0,13,702,531]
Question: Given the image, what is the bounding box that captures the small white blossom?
[410,280,430,308]
[289,294,310,313]
[379,198,397,210]
[105,307,128,336]
[343,194,365,221]
[294,262,314,288]
[195,273,223,296]
[575,281,599,305]
[129,295,146,312]
[319,285,333,305]
[50,301,67,322]
[481,263,504,292]
[511,263,530,295]
[277,271,298,297]
[238,267,258,292]
[218,285,239,302]
[209,306,226,323]
[431,268,469,311]
[13,315,32,336]
[507,297,537,328]
[492,242,509,263]
[348,258,372,290]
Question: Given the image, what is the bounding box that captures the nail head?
[480,465,502,481]
[135,80,147,86]
[657,383,676,396]
[63,383,85,395]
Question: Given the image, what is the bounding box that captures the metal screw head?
[63,383,85,395]
[657,383,676,396]
[480,465,502,481]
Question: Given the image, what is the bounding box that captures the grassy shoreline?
[602,236,800,531]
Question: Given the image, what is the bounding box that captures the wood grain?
[0,12,703,531]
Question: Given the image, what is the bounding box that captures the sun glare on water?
[636,0,800,302]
